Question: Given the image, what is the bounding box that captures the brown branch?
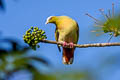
[40,39,120,48]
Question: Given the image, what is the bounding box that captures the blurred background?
[0,0,120,80]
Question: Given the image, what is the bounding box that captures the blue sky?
[0,0,120,80]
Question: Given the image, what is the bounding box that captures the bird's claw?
[68,42,74,48]
[62,42,74,48]
[62,42,68,47]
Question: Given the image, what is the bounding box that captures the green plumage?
[46,16,79,64]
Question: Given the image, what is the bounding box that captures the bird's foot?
[68,42,74,48]
[61,42,74,48]
[62,42,68,48]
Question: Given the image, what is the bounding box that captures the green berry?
[27,41,30,44]
[37,34,40,36]
[41,31,45,34]
[35,27,39,31]
[32,43,35,46]
[25,39,28,41]
[37,30,41,33]
[31,27,33,30]
[31,36,34,40]
[109,33,113,35]
[28,29,31,32]
[35,41,38,44]
[37,45,40,48]
[35,38,38,40]
[27,32,31,35]
[35,35,37,38]
[33,29,36,32]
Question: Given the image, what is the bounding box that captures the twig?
[85,13,101,23]
[112,3,114,18]
[107,33,114,43]
[99,9,108,20]
[40,39,120,48]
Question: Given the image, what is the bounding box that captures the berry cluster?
[23,27,47,50]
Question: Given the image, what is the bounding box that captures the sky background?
[0,0,120,80]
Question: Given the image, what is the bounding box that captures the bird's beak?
[45,21,49,24]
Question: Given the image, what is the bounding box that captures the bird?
[45,16,79,65]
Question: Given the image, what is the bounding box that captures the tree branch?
[40,39,120,48]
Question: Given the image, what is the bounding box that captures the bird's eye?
[49,17,53,20]
[47,16,54,22]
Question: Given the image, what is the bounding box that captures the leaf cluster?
[0,37,50,80]
[86,3,120,39]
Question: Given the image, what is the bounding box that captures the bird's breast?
[58,26,78,44]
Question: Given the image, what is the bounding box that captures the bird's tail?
[62,48,74,65]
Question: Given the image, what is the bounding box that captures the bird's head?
[45,16,58,24]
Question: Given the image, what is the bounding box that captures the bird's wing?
[76,23,79,43]
[55,28,61,52]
